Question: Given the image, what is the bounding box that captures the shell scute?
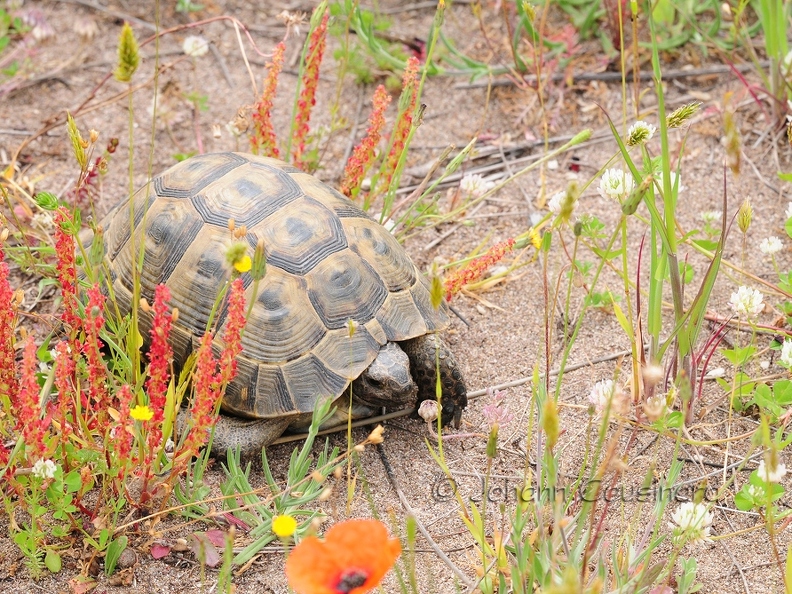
[154,152,246,198]
[306,250,388,330]
[282,354,347,413]
[242,268,326,363]
[259,195,348,275]
[193,160,302,228]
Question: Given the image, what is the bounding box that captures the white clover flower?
[729,286,764,318]
[459,173,496,198]
[758,459,787,483]
[669,502,713,544]
[782,341,792,368]
[32,459,58,480]
[588,380,614,413]
[598,168,635,201]
[548,191,566,215]
[182,35,209,57]
[786,202,792,220]
[760,236,783,255]
[627,120,656,145]
[643,394,667,422]
[700,211,722,224]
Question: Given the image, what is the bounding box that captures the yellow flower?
[272,515,297,538]
[130,405,153,422]
[234,254,252,273]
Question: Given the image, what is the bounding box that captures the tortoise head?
[351,342,417,409]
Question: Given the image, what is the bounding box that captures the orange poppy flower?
[285,519,401,594]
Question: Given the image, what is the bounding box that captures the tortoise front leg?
[178,408,291,458]
[210,415,292,457]
[401,334,467,427]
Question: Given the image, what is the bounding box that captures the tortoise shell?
[99,152,449,419]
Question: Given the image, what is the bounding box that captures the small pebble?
[117,548,137,569]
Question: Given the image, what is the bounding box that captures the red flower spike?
[54,208,80,332]
[251,41,285,159]
[145,284,173,455]
[443,238,516,301]
[341,85,391,198]
[114,384,134,471]
[177,332,221,459]
[0,247,17,399]
[16,335,51,461]
[83,284,109,427]
[291,8,329,170]
[217,277,246,387]
[0,440,10,479]
[285,519,401,594]
[53,340,76,439]
[376,57,420,197]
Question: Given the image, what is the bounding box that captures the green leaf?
[734,485,754,511]
[774,380,792,405]
[666,411,684,428]
[721,345,755,366]
[44,549,62,573]
[64,470,82,493]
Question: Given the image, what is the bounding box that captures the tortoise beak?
[452,406,463,428]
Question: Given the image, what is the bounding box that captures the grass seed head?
[667,101,701,128]
[114,22,140,83]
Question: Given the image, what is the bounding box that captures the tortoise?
[96,152,467,455]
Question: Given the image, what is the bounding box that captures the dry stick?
[379,0,473,14]
[271,346,634,445]
[714,509,752,594]
[462,210,531,220]
[377,444,475,590]
[0,53,189,99]
[741,148,781,195]
[56,0,158,30]
[403,131,613,201]
[208,42,235,88]
[455,60,769,90]
[232,20,258,98]
[497,140,532,203]
[390,146,456,222]
[422,200,487,251]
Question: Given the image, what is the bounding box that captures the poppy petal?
[285,519,401,594]
[285,537,342,594]
[325,520,402,592]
